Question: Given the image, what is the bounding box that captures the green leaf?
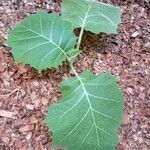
[62,0,122,34]
[45,70,124,150]
[7,12,77,72]
[67,49,80,60]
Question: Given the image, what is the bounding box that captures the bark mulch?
[0,0,150,150]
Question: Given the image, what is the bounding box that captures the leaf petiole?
[76,26,84,50]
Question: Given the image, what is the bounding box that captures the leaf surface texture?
[62,0,121,34]
[45,70,124,150]
[7,12,77,71]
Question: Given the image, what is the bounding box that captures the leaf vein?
[92,109,119,122]
[56,108,90,145]
[60,94,85,121]
[88,93,119,103]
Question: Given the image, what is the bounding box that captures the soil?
[0,0,150,150]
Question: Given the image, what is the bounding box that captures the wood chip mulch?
[0,0,150,150]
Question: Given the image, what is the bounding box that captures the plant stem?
[69,61,81,80]
[76,27,84,50]
[67,25,85,79]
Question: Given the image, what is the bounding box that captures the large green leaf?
[62,0,122,34]
[45,70,124,150]
[7,12,77,72]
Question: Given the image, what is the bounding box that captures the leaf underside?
[62,0,122,34]
[45,70,124,150]
[7,12,77,72]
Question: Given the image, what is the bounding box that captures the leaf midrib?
[55,75,117,149]
[81,2,91,28]
[76,77,118,149]
[78,77,101,149]
[54,62,118,148]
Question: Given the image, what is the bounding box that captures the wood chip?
[123,109,129,125]
[15,138,23,149]
[19,124,34,133]
[26,132,32,140]
[131,31,140,37]
[25,104,35,110]
[1,137,10,145]
[0,110,17,119]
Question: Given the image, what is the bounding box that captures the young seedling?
[7,0,124,149]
